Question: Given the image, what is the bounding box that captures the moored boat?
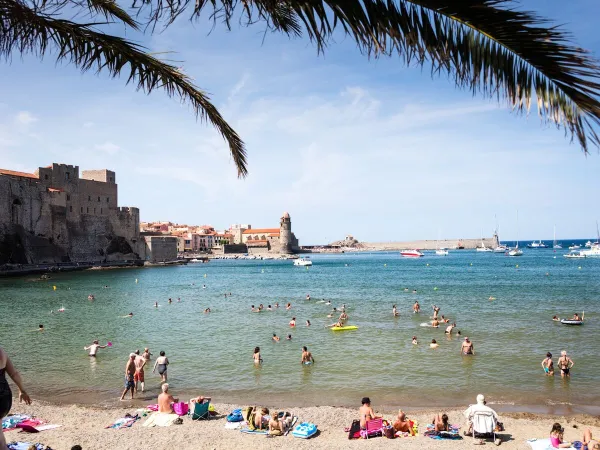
[400,250,424,258]
[293,257,313,266]
[564,251,585,259]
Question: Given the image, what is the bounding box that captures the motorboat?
[527,240,548,248]
[435,248,449,256]
[568,244,581,250]
[293,257,313,266]
[508,247,523,257]
[401,249,424,258]
[585,240,593,248]
[581,244,600,258]
[493,245,509,253]
[564,251,585,259]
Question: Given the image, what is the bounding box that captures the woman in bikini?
[558,351,574,378]
[359,397,380,429]
[253,347,262,365]
[542,352,554,376]
[153,351,169,383]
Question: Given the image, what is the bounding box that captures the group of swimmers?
[541,351,575,378]
[253,346,315,365]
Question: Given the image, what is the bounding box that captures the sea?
[1,238,598,415]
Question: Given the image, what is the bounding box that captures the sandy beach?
[5,398,600,450]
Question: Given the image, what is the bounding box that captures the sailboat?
[508,211,523,257]
[476,229,493,252]
[493,216,508,252]
[553,225,562,249]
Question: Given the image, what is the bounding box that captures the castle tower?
[279,212,292,254]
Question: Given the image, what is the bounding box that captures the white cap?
[476,394,485,404]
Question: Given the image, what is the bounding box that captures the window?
[88,195,91,201]
[98,196,100,202]
[80,207,83,213]
[69,206,73,212]
[86,207,89,213]
[65,172,70,180]
[106,197,109,203]
[66,195,70,201]
[44,174,48,180]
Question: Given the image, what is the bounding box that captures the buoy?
[135,279,138,283]
[434,287,438,291]
[516,264,519,268]
[426,263,429,267]
[204,274,207,278]
[53,285,56,290]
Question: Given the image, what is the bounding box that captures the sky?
[1,0,599,245]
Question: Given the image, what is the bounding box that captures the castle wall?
[143,236,177,262]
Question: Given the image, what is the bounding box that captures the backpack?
[348,419,361,439]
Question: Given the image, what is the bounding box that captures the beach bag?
[384,426,396,439]
[242,406,256,430]
[348,420,361,440]
[227,409,244,423]
[173,402,189,416]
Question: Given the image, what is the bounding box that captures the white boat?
[527,240,548,249]
[476,231,492,252]
[401,249,424,258]
[508,210,523,256]
[189,258,202,263]
[553,225,562,249]
[564,251,585,259]
[435,248,449,256]
[568,244,581,250]
[493,245,508,253]
[293,257,313,266]
[585,240,592,248]
[581,243,600,257]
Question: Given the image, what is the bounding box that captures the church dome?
[281,211,290,219]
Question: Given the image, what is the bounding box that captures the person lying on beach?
[84,340,107,357]
[558,351,574,378]
[432,413,450,432]
[272,334,280,342]
[445,323,456,335]
[582,428,600,450]
[393,410,410,433]
[301,346,314,365]
[120,353,136,400]
[254,407,270,430]
[253,347,262,364]
[412,336,418,345]
[550,422,572,448]
[430,339,439,348]
[158,383,178,413]
[542,352,554,376]
[359,397,380,429]
[461,337,474,355]
[153,351,169,383]
[392,305,400,316]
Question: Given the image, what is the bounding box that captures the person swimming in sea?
[204,308,211,313]
[445,323,456,335]
[286,334,292,340]
[430,339,439,348]
[88,294,94,301]
[274,302,279,308]
[253,347,262,365]
[325,300,331,306]
[392,305,400,317]
[154,302,158,308]
[306,294,311,301]
[460,337,474,355]
[553,315,560,321]
[301,346,315,365]
[440,315,450,323]
[168,298,172,304]
[286,303,292,310]
[37,324,44,331]
[267,305,272,311]
[272,333,280,342]
[202,285,206,289]
[432,305,440,319]
[306,320,311,327]
[413,301,421,313]
[431,318,440,328]
[289,317,296,327]
[412,336,418,345]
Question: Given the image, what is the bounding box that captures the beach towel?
[18,425,62,433]
[225,422,242,430]
[106,414,139,429]
[7,443,52,450]
[146,404,159,411]
[142,413,181,428]
[424,424,462,440]
[527,438,576,450]
[2,415,30,430]
[239,428,268,435]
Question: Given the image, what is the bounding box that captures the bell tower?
[279,212,292,254]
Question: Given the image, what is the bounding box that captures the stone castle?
[229,212,300,254]
[0,163,141,264]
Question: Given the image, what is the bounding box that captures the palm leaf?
[137,0,600,152]
[0,0,247,177]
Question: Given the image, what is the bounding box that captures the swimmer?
[84,340,107,357]
[272,333,280,342]
[267,305,272,311]
[430,339,439,349]
[286,303,292,310]
[392,305,400,317]
[258,304,264,311]
[289,317,296,327]
[552,315,560,321]
[306,320,311,327]
[431,318,439,328]
[38,324,44,331]
[432,305,440,319]
[412,336,418,345]
[88,294,94,301]
[445,323,456,335]
[558,351,574,378]
[404,288,409,292]
[301,346,315,365]
[440,315,450,323]
[489,296,496,301]
[253,347,262,364]
[341,304,347,312]
[457,330,462,336]
[104,285,109,289]
[204,308,211,313]
[329,321,344,328]
[286,334,292,340]
[251,305,255,311]
[460,337,474,355]
[202,285,206,289]
[413,301,421,313]
[120,312,134,318]
[168,298,172,304]
[274,302,279,308]
[154,302,158,308]
[542,352,554,376]
[306,294,311,301]
[412,289,417,294]
[177,297,181,302]
[128,312,133,317]
[325,300,331,306]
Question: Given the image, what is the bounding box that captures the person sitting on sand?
[412,336,418,345]
[432,413,450,432]
[542,352,554,376]
[253,347,262,364]
[582,429,600,450]
[445,323,456,335]
[392,305,399,317]
[461,337,474,355]
[157,383,178,413]
[359,397,380,429]
[464,394,499,437]
[269,411,287,435]
[301,346,315,365]
[430,339,439,348]
[393,410,410,433]
[120,353,137,400]
[550,422,572,449]
[254,407,270,430]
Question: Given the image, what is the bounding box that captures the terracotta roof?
[242,228,279,234]
[0,169,38,179]
[268,233,280,237]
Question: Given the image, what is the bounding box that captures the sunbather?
[393,410,410,433]
[550,422,572,448]
[254,407,269,429]
[432,413,450,432]
[158,383,178,413]
[464,394,499,437]
[582,428,600,450]
[359,397,380,429]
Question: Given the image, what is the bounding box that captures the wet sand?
[5,399,600,449]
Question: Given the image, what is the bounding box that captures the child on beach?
[550,423,572,448]
[432,413,449,432]
[268,412,284,436]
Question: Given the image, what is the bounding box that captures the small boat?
[435,249,449,256]
[508,248,523,257]
[527,240,548,249]
[493,245,508,253]
[189,258,201,263]
[330,325,358,331]
[400,250,424,258]
[564,251,585,259]
[476,246,493,252]
[553,226,562,249]
[292,422,318,439]
[560,319,584,326]
[569,244,581,250]
[293,257,313,266]
[585,240,593,248]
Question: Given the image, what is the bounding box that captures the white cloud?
[94,141,120,155]
[15,111,38,125]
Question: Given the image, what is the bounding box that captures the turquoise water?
[1,250,599,413]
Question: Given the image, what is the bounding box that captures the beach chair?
[191,401,210,420]
[472,411,499,445]
[360,418,384,439]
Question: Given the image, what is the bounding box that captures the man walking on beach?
[134,350,147,393]
[120,354,136,401]
[558,351,574,378]
[301,346,315,365]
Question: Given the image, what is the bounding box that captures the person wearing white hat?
[463,394,500,441]
[120,353,137,400]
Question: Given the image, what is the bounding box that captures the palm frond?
[0,0,247,177]
[84,0,140,30]
[134,0,600,152]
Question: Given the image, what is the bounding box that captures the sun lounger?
[360,418,384,439]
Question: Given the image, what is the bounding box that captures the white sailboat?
[476,229,492,252]
[493,216,508,252]
[553,225,562,249]
[508,211,523,257]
